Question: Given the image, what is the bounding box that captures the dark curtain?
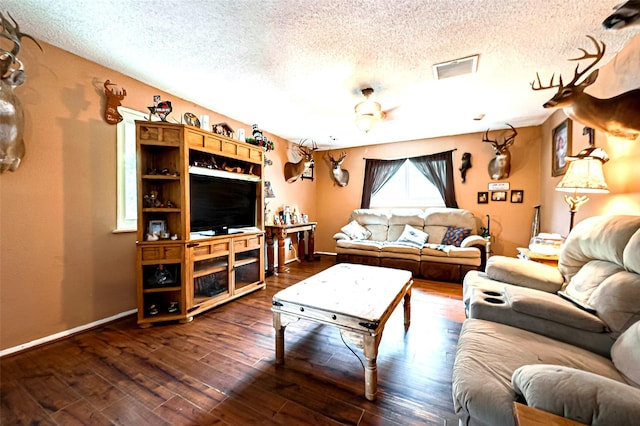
[361,150,458,209]
[360,158,405,208]
[409,150,458,208]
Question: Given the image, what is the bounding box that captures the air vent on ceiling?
[433,55,479,80]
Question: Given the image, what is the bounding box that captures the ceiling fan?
[354,87,393,133]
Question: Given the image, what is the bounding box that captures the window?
[370,159,445,208]
[115,107,146,231]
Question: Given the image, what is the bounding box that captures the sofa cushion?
[559,215,640,282]
[589,270,640,337]
[506,286,606,332]
[452,319,623,426]
[512,364,640,425]
[349,209,390,241]
[396,224,428,248]
[486,256,564,293]
[441,226,471,247]
[564,260,623,305]
[341,220,371,240]
[611,321,640,387]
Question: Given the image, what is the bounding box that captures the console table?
[265,222,317,275]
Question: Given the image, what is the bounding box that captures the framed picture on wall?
[552,119,572,177]
[491,191,507,201]
[301,164,314,180]
[511,190,524,203]
[477,192,488,204]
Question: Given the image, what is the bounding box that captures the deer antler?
[566,35,605,86]
[0,12,43,76]
[503,124,518,147]
[531,72,561,91]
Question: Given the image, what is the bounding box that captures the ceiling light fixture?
[355,88,385,133]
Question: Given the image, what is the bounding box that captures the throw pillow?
[441,226,471,247]
[397,224,428,248]
[340,220,371,240]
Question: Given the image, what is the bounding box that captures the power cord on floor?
[339,331,365,371]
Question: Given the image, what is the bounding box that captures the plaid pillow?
[441,226,471,247]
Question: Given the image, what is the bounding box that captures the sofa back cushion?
[388,209,426,241]
[560,215,640,282]
[423,208,477,244]
[349,209,390,241]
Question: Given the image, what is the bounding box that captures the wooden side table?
[517,248,559,268]
[265,222,317,275]
[513,402,586,426]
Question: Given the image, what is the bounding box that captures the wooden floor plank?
[0,256,465,425]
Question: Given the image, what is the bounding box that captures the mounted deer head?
[483,124,517,180]
[104,80,126,124]
[531,35,640,140]
[327,151,349,187]
[284,139,317,183]
[0,12,42,173]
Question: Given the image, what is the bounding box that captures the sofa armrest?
[486,256,564,293]
[333,232,351,241]
[460,235,486,249]
[512,364,640,425]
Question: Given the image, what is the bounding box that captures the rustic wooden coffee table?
[272,263,413,400]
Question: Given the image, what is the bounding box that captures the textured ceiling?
[4,1,640,148]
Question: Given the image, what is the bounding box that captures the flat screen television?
[189,173,257,234]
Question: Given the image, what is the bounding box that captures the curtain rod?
[363,148,457,160]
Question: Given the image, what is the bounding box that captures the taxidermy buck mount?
[483,124,517,180]
[531,35,640,140]
[103,80,126,125]
[284,139,318,183]
[0,12,42,173]
[327,151,349,187]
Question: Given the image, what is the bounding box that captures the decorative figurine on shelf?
[213,122,234,138]
[147,97,172,121]
[143,190,162,208]
[103,80,126,124]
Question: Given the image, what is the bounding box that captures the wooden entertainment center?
[135,121,266,327]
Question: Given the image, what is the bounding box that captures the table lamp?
[555,147,609,231]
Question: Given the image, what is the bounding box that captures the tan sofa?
[333,208,487,282]
[453,215,640,425]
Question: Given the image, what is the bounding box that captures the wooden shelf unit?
[135,121,266,327]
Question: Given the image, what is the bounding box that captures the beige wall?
[539,32,640,235]
[0,42,314,351]
[313,126,542,257]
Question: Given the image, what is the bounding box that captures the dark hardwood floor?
[1,256,466,425]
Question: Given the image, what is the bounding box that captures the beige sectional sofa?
[333,208,487,282]
[452,215,640,425]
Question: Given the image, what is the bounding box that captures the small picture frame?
[148,219,167,236]
[511,190,524,203]
[477,192,488,204]
[301,164,314,180]
[491,191,507,201]
[552,118,572,177]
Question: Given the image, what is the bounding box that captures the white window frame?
[370,159,445,209]
[115,107,146,232]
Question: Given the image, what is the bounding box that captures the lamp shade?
[556,157,609,193]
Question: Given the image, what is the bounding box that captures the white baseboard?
[0,309,137,358]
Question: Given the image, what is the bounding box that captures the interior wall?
[0,41,312,351]
[539,32,640,235]
[314,126,542,258]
